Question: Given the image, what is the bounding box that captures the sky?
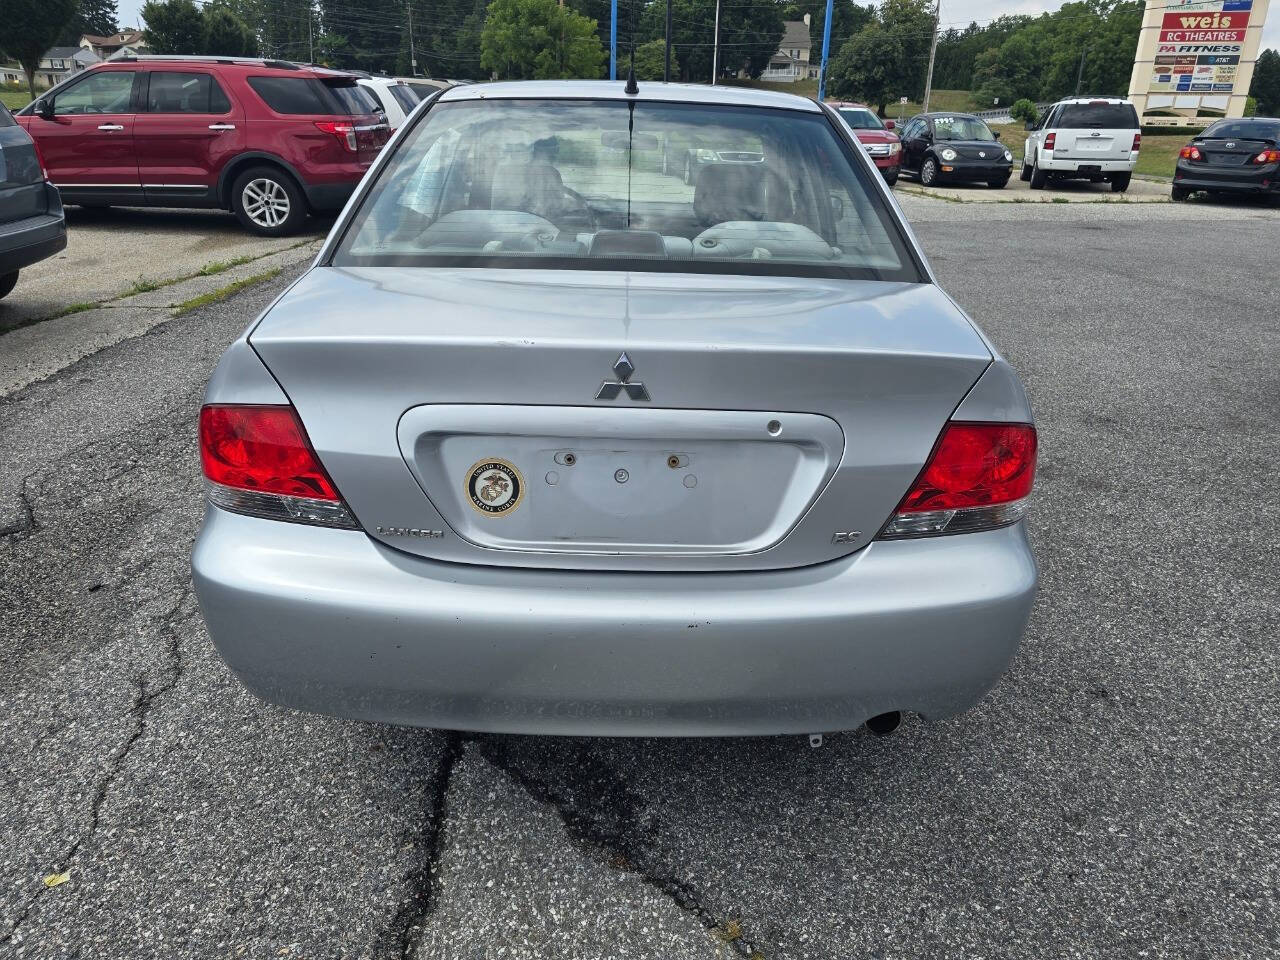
[114,0,1280,57]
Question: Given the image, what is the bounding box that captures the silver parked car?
[192,81,1038,738]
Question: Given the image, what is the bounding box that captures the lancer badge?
[596,352,650,401]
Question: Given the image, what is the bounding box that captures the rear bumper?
[1174,162,1279,193]
[192,507,1038,736]
[0,195,66,275]
[1038,154,1136,174]
[303,181,358,212]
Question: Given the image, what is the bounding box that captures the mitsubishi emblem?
[595,352,650,401]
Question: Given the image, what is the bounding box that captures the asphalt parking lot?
[2,196,1278,958]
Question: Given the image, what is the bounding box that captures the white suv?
[1021,97,1140,192]
[355,77,421,132]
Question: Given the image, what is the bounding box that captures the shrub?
[1010,98,1038,124]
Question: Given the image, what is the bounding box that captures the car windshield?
[837,108,883,130]
[932,116,994,141]
[333,98,920,281]
[1202,119,1280,141]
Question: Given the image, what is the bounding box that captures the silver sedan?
[192,80,1038,738]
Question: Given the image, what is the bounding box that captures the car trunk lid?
[249,267,993,572]
[1197,136,1271,166]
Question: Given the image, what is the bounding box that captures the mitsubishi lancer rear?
[192,80,1038,738]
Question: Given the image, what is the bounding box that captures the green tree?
[203,5,258,55]
[319,0,404,72]
[0,0,78,96]
[877,0,934,100]
[142,0,206,53]
[1251,48,1280,116]
[480,0,604,80]
[631,39,676,81]
[59,0,119,44]
[827,22,904,114]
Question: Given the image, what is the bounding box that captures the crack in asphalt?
[387,732,467,958]
[476,738,759,958]
[0,588,192,949]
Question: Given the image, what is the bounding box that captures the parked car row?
[8,56,462,240]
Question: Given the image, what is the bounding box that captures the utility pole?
[664,0,672,82]
[711,0,721,84]
[922,0,941,113]
[1075,46,1089,95]
[308,1,314,63]
[406,0,418,75]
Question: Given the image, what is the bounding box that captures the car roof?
[1051,97,1132,105]
[101,56,358,79]
[920,111,982,119]
[437,80,821,112]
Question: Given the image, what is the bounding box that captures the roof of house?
[780,20,812,51]
[42,47,84,61]
[82,30,146,46]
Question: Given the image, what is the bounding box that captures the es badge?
[465,459,524,516]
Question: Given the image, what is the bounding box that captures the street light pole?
[817,0,834,101]
[610,0,617,79]
[664,0,672,82]
[711,0,721,84]
[922,0,941,113]
[406,0,417,76]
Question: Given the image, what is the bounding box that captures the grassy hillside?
[1,89,32,110]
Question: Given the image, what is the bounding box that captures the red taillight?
[899,422,1037,512]
[1252,148,1280,164]
[199,404,342,501]
[1180,144,1202,161]
[30,136,49,180]
[1044,132,1056,151]
[1131,132,1141,153]
[314,120,358,153]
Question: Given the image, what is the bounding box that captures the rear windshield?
[327,80,380,116]
[333,99,921,282]
[1057,102,1138,129]
[837,108,883,130]
[932,116,994,141]
[1202,119,1280,141]
[248,76,378,116]
[389,84,419,113]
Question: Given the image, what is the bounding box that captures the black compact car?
[1171,117,1280,202]
[899,112,1013,189]
[0,102,66,300]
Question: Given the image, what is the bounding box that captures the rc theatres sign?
[1128,0,1271,125]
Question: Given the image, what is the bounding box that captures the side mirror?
[34,99,54,120]
[992,130,1001,140]
[884,119,895,130]
[1024,120,1035,131]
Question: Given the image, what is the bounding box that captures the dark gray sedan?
[0,102,66,300]
[192,81,1038,739]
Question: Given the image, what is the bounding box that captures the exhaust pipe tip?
[865,711,902,737]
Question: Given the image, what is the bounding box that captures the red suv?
[16,56,390,236]
[828,102,902,185]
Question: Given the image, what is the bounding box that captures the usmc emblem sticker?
[465,459,524,516]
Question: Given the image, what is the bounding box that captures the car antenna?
[625,45,638,95]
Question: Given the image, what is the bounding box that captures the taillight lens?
[1044,132,1056,151]
[199,404,357,528]
[1180,145,1202,161]
[30,136,49,180]
[879,422,1037,539]
[314,120,358,153]
[1131,132,1141,153]
[1252,148,1280,164]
